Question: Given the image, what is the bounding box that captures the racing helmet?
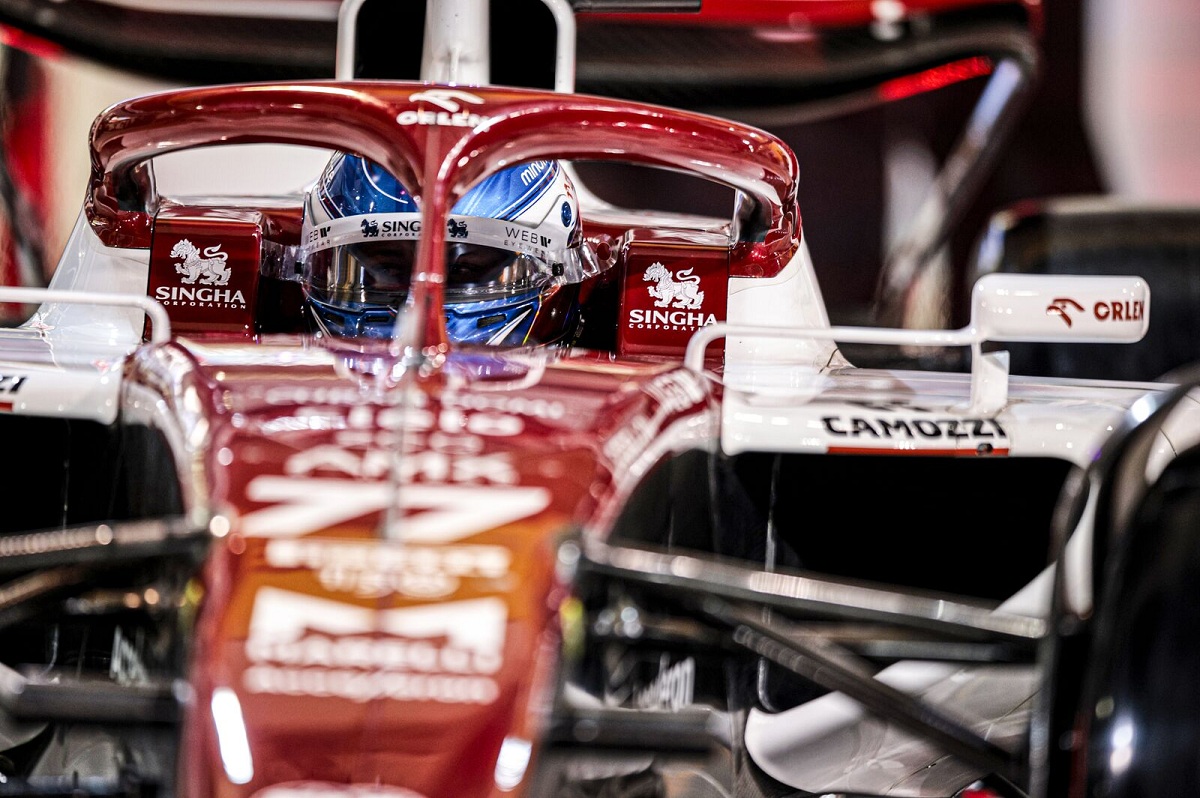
[300,153,586,345]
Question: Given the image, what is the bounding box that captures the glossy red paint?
[132,340,711,798]
[0,23,63,60]
[618,231,730,358]
[84,81,771,794]
[148,207,265,338]
[86,81,802,351]
[581,0,1044,37]
[876,56,995,102]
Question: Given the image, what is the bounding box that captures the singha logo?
[644,262,704,309]
[447,218,469,239]
[361,218,380,238]
[171,240,231,286]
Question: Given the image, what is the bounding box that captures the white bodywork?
[0,214,160,424]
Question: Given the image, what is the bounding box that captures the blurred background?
[0,0,1196,332]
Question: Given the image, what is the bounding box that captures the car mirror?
[970,273,1149,344]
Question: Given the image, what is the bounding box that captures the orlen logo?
[627,262,716,332]
[1094,299,1145,322]
[1046,297,1085,327]
[398,89,485,128]
[1047,296,1145,328]
[154,238,246,308]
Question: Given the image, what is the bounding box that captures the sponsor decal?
[518,161,548,187]
[633,656,696,711]
[820,412,1008,454]
[620,249,727,355]
[284,447,519,484]
[240,402,550,539]
[264,538,512,598]
[306,224,331,246]
[601,372,712,470]
[0,372,24,410]
[398,89,486,129]
[171,239,231,286]
[110,627,149,685]
[243,588,506,704]
[1046,296,1145,328]
[253,783,427,798]
[815,401,1009,453]
[264,386,383,405]
[442,392,566,421]
[642,371,707,415]
[261,387,565,424]
[301,213,564,262]
[0,373,27,394]
[645,262,704,309]
[254,399,534,460]
[154,285,247,308]
[1093,299,1145,322]
[821,414,1007,441]
[601,414,654,466]
[626,262,718,333]
[155,238,246,309]
[147,211,263,333]
[1046,297,1084,327]
[241,479,548,540]
[626,308,719,331]
[503,224,551,250]
[383,218,419,235]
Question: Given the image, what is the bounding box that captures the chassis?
[0,3,1197,798]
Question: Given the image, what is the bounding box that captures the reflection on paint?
[212,686,254,785]
[494,736,532,791]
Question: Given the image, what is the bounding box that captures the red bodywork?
[93,82,801,356]
[584,0,1042,34]
[88,81,789,797]
[148,341,707,798]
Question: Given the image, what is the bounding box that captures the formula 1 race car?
[0,3,1197,798]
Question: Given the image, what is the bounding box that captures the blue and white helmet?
[300,153,585,345]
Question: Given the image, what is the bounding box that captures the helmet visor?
[305,239,553,310]
[301,203,579,341]
[305,240,416,308]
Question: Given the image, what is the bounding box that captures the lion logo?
[643,262,704,309]
[171,239,231,285]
